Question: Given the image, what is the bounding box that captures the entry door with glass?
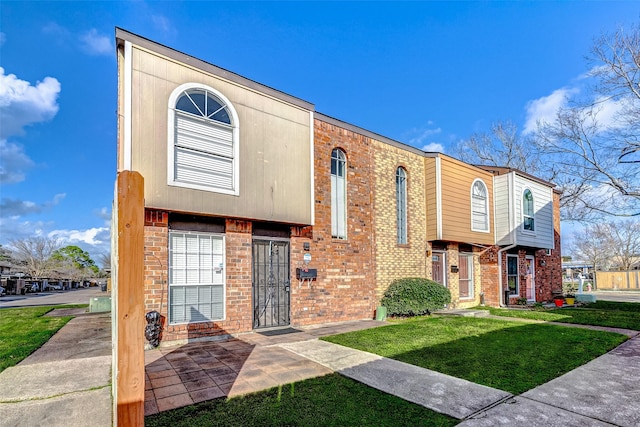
[432,252,446,286]
[525,256,536,302]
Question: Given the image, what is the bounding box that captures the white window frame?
[507,254,519,296]
[470,179,489,232]
[168,230,226,325]
[331,148,347,239]
[396,167,408,244]
[522,188,535,233]
[167,83,240,196]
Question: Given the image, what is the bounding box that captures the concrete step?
[434,309,490,318]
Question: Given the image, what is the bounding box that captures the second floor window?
[331,148,347,239]
[471,180,489,232]
[523,189,535,231]
[396,167,407,244]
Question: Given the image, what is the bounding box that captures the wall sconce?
[539,259,546,267]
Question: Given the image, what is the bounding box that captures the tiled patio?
[144,320,386,415]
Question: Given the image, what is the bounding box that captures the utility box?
[296,268,317,280]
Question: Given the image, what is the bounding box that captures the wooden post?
[112,170,145,426]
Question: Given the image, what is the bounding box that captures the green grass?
[322,316,627,394]
[0,305,84,372]
[482,301,640,330]
[145,373,457,427]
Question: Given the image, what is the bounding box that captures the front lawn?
[484,300,640,330]
[145,373,457,427]
[0,305,81,372]
[322,316,626,394]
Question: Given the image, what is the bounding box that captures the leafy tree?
[51,245,100,279]
[9,237,60,279]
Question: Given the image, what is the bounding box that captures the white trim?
[470,178,490,233]
[458,252,475,299]
[507,254,519,296]
[123,41,132,171]
[432,250,447,287]
[525,255,536,302]
[309,111,315,225]
[167,83,240,196]
[435,156,442,240]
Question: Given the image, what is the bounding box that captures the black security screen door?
[252,239,290,329]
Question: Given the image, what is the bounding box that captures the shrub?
[381,277,451,317]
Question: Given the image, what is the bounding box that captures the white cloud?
[523,87,579,135]
[422,142,444,152]
[0,139,34,183]
[0,67,61,139]
[0,32,6,46]
[80,29,113,56]
[49,227,110,246]
[152,14,177,36]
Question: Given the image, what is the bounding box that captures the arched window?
[168,83,239,195]
[331,148,347,239]
[523,189,535,231]
[396,167,407,244]
[471,179,489,232]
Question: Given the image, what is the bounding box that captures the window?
[169,231,225,324]
[459,254,474,298]
[396,167,407,244]
[471,179,489,232]
[507,255,519,296]
[523,189,535,231]
[168,84,239,195]
[331,148,347,239]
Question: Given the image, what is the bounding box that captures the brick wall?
[372,140,429,299]
[291,119,377,325]
[480,246,500,306]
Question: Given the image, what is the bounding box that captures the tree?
[51,245,100,279]
[9,237,61,279]
[572,220,640,270]
[97,252,111,271]
[458,22,640,220]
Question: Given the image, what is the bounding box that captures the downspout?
[497,244,516,306]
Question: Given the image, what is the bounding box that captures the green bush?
[381,277,451,317]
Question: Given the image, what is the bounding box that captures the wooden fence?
[595,270,640,290]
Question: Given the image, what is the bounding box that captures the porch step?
[434,309,490,318]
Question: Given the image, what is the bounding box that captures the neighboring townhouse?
[478,166,562,306]
[424,154,496,308]
[116,28,561,344]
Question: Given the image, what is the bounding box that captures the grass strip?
[323,316,627,394]
[0,305,84,372]
[483,301,640,330]
[145,373,457,427]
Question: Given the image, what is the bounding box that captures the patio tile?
[150,374,182,389]
[190,386,226,403]
[156,393,193,412]
[147,368,177,380]
[178,370,207,382]
[204,365,235,377]
[183,376,217,392]
[227,380,256,397]
[154,383,189,400]
[211,372,238,386]
[144,398,159,415]
[145,389,155,402]
[198,360,225,369]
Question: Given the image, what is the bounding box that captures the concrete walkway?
[0,311,112,427]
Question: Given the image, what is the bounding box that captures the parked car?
[0,286,6,296]
[45,283,63,291]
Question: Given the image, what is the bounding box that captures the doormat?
[258,328,302,336]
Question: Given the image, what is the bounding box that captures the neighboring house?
[478,166,562,305]
[115,28,562,344]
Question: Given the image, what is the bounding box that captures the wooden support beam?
[112,170,145,426]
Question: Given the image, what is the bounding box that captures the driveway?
[0,287,105,308]
[591,290,640,303]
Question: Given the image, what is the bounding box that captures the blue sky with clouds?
[0,1,638,263]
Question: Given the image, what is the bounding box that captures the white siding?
[513,175,554,249]
[494,174,512,245]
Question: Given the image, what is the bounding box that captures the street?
[0,287,106,309]
[591,290,640,303]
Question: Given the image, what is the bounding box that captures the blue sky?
[1,1,638,264]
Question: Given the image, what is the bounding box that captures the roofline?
[475,165,556,188]
[114,27,315,112]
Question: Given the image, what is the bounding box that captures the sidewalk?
[0,310,112,427]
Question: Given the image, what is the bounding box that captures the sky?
[1,1,638,265]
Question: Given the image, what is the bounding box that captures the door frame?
[432,251,447,287]
[251,237,291,329]
[525,255,536,302]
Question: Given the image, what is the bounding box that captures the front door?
[432,251,446,286]
[252,239,291,329]
[525,256,536,302]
